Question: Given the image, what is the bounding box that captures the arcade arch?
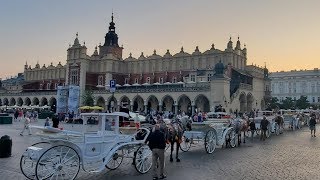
[9,98,16,106]
[177,94,191,115]
[40,97,48,106]
[17,97,23,106]
[33,97,40,105]
[146,95,159,113]
[161,95,174,112]
[3,98,8,106]
[24,97,31,106]
[119,96,130,108]
[239,92,246,113]
[49,97,57,112]
[194,94,210,113]
[96,96,105,109]
[132,95,144,112]
[107,96,117,112]
[246,93,254,112]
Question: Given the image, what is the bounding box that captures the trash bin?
[0,135,12,158]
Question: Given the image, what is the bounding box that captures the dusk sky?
[0,0,319,79]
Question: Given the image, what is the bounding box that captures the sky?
[0,0,319,79]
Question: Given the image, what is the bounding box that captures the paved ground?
[0,119,319,180]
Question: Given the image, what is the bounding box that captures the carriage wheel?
[204,130,216,154]
[134,145,152,174]
[105,149,124,170]
[35,145,80,180]
[20,142,51,180]
[227,130,236,148]
[180,135,191,152]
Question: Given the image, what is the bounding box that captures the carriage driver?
[145,124,167,180]
[260,116,269,141]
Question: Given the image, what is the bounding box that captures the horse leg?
[238,133,241,146]
[243,131,246,143]
[170,141,174,162]
[176,140,181,162]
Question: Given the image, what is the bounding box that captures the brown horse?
[157,118,186,163]
[231,117,249,145]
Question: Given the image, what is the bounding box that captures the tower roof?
[103,13,119,47]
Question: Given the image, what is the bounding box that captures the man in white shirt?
[20,117,32,136]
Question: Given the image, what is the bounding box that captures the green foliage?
[82,90,94,106]
[280,97,295,110]
[295,95,310,109]
[268,97,280,110]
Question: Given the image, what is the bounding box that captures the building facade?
[0,14,270,115]
[270,69,320,105]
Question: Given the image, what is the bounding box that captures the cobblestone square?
[0,120,320,180]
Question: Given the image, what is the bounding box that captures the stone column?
[175,104,178,115]
[144,105,148,114]
[130,102,133,112]
[191,105,195,116]
[159,103,162,113]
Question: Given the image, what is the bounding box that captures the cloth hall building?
[0,15,271,115]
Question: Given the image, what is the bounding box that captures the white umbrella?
[41,105,50,109]
[132,83,141,86]
[177,81,185,84]
[142,83,150,86]
[123,84,131,87]
[116,84,122,87]
[164,82,172,85]
[153,82,161,85]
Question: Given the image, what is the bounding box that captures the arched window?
[98,75,104,86]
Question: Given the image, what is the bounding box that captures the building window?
[172,77,177,83]
[207,74,212,81]
[159,77,164,84]
[312,97,315,103]
[47,83,50,90]
[70,69,79,85]
[191,75,196,82]
[279,82,284,94]
[318,97,320,102]
[98,75,104,86]
[135,78,138,84]
[55,83,58,89]
[39,84,43,90]
[146,77,151,84]
[125,78,129,84]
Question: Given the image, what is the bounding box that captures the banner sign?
[56,86,69,114]
[67,85,80,113]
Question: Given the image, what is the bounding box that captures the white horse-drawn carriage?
[20,112,153,180]
[180,115,237,153]
[249,111,280,137]
[280,110,303,130]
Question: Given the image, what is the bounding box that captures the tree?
[268,97,280,110]
[280,97,295,110]
[296,96,310,109]
[82,90,94,106]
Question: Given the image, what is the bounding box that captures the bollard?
[0,135,12,158]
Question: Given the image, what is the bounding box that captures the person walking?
[309,113,317,137]
[44,117,50,127]
[52,115,59,128]
[249,118,256,141]
[20,117,31,136]
[145,124,167,180]
[260,116,269,141]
